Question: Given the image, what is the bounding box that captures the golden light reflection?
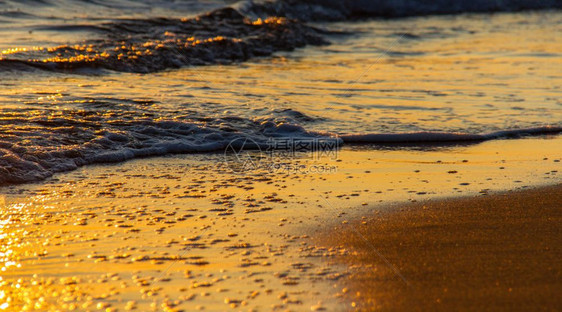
[1,34,246,69]
[251,17,287,25]
[0,136,559,310]
[0,10,560,311]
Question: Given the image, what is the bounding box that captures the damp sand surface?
[316,184,562,311]
[0,136,561,311]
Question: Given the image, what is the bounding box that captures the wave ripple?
[0,8,327,73]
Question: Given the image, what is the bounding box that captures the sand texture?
[317,184,562,311]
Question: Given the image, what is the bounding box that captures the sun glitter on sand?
[0,136,560,311]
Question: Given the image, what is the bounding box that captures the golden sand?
[0,137,560,311]
[316,184,562,311]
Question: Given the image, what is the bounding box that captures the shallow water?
[0,136,560,311]
[1,4,562,184]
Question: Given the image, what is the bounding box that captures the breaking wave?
[238,0,562,21]
[1,0,561,73]
[0,8,327,73]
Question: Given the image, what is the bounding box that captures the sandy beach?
[316,184,562,311]
[1,2,562,311]
[0,137,559,311]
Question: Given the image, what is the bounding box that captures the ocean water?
[1,0,561,185]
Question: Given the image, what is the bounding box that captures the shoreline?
[315,184,562,311]
[0,137,560,311]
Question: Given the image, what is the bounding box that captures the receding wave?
[1,0,561,185]
[1,103,560,186]
[0,104,334,185]
[340,126,562,144]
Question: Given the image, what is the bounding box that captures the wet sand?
[0,137,560,311]
[317,184,562,311]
